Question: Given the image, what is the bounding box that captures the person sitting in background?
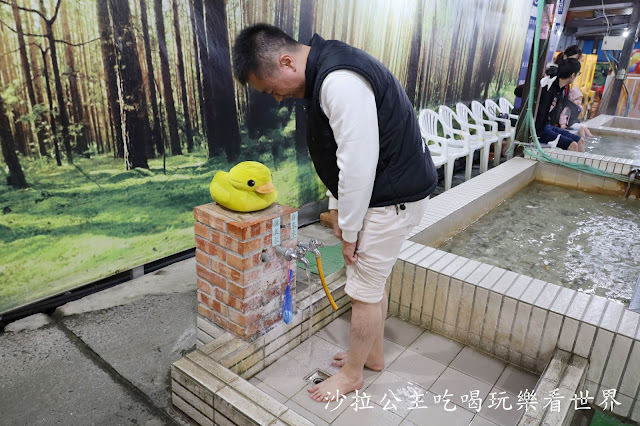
[558,87,594,139]
[545,45,582,77]
[536,58,585,152]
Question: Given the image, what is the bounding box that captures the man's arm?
[320,70,379,262]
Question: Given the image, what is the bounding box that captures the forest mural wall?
[0,0,532,313]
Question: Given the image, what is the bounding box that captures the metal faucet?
[308,238,324,256]
[275,245,310,270]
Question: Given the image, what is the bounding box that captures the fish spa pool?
[438,182,640,303]
[585,114,640,161]
[172,154,640,426]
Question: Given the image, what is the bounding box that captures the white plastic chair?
[419,109,470,191]
[438,105,488,175]
[467,102,506,166]
[455,103,501,169]
[483,99,516,160]
[499,97,519,121]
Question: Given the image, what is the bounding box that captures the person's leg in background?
[547,125,584,152]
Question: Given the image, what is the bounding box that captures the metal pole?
[603,0,640,115]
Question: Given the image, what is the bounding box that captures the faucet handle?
[309,238,324,249]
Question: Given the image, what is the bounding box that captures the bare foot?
[332,352,384,371]
[307,369,364,402]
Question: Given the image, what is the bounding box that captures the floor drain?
[304,369,331,384]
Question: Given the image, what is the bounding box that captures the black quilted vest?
[303,34,437,207]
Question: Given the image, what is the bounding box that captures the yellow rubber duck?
[209,161,278,212]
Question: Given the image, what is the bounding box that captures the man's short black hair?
[558,58,581,79]
[232,24,299,84]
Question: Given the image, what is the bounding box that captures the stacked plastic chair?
[455,103,502,168]
[418,109,470,191]
[498,97,519,121]
[438,105,489,174]
[471,100,514,165]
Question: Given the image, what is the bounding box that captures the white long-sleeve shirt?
[319,70,379,243]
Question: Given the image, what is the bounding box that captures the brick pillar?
[194,203,298,340]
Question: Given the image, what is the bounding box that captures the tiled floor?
[252,312,539,426]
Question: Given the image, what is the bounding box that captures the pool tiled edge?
[397,158,640,423]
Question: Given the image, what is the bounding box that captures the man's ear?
[279,53,295,71]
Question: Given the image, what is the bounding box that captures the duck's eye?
[247,180,255,187]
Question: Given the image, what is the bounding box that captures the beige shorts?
[345,197,429,304]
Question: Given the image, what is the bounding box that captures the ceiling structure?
[564,1,635,38]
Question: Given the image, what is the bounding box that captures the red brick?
[195,250,210,268]
[262,234,272,247]
[264,281,288,301]
[195,237,213,254]
[196,237,227,262]
[209,216,227,233]
[210,260,242,282]
[198,291,212,307]
[229,309,263,328]
[260,220,273,233]
[210,298,227,316]
[227,281,245,299]
[212,312,229,330]
[226,320,246,338]
[237,238,262,255]
[198,304,212,320]
[197,278,212,295]
[194,205,227,232]
[194,222,211,240]
[228,309,246,327]
[196,264,227,290]
[209,230,221,245]
[227,252,262,271]
[214,287,229,305]
[249,223,262,238]
[261,310,282,330]
[242,294,263,311]
[226,221,249,240]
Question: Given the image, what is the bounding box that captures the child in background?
[559,87,594,139]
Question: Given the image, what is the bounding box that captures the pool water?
[438,182,640,303]
[586,135,640,161]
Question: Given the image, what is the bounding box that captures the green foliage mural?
[0,0,530,313]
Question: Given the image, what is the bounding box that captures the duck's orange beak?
[255,182,275,194]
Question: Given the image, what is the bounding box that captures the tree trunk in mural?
[0,94,28,189]
[96,0,124,158]
[189,0,206,141]
[197,0,216,156]
[60,2,89,155]
[42,4,73,164]
[444,1,463,105]
[26,12,47,152]
[295,0,314,160]
[11,0,47,157]
[109,0,149,169]
[154,0,182,156]
[41,47,62,166]
[1,25,30,159]
[423,3,439,104]
[483,1,507,100]
[293,0,318,205]
[172,0,194,153]
[461,0,482,103]
[204,0,240,162]
[405,0,423,104]
[139,0,163,156]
